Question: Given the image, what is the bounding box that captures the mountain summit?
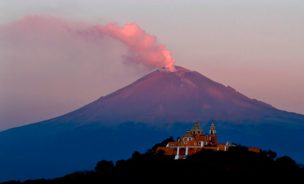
[59,65,279,125]
[0,66,303,181]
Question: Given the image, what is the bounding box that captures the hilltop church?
[157,122,259,159]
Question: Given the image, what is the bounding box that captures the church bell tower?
[208,121,217,145]
[209,122,216,135]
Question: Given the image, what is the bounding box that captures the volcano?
[0,66,303,181]
[48,66,287,124]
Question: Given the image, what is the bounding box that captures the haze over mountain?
[0,66,303,181]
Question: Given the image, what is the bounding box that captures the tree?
[150,136,174,152]
[265,150,277,160]
[275,156,299,170]
[95,160,114,173]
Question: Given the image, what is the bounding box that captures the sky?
[0,0,303,130]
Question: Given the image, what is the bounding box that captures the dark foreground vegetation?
[3,138,304,183]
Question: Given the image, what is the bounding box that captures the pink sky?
[0,0,303,130]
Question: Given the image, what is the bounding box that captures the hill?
[2,140,304,184]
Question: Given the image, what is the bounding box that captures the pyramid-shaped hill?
[0,66,303,181]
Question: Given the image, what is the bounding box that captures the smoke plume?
[0,16,175,129]
[99,23,175,71]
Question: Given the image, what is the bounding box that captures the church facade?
[157,122,231,159]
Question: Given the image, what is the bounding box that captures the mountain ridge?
[3,65,301,132]
[0,65,303,181]
[38,65,285,126]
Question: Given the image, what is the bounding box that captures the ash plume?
[0,16,175,129]
[99,23,175,71]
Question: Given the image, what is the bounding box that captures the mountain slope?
[50,66,291,125]
[0,66,303,182]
